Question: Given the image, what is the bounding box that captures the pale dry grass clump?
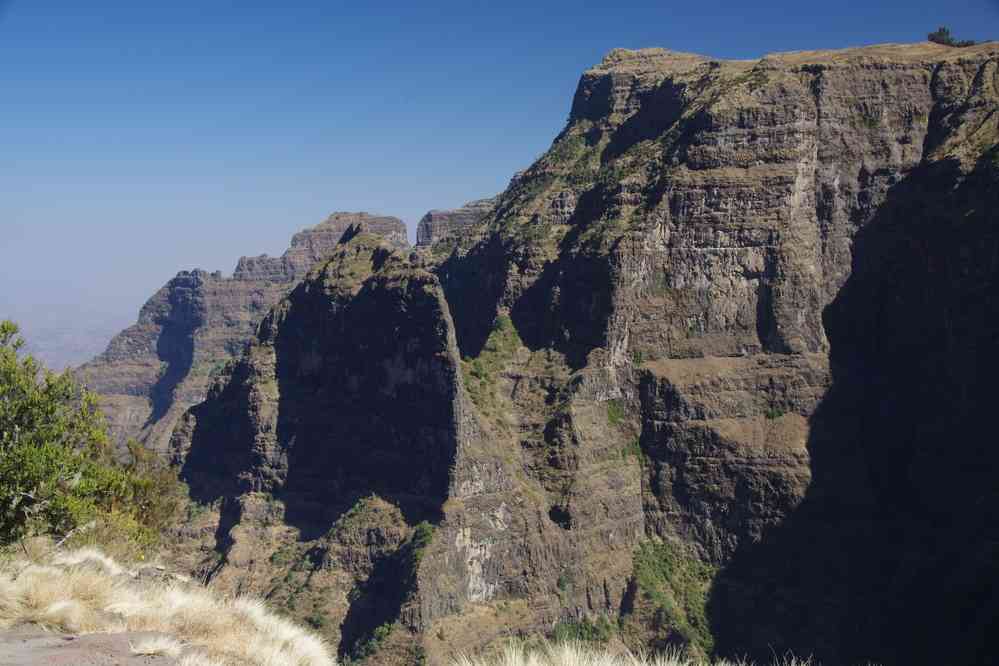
[130,634,185,658]
[452,641,813,666]
[0,548,336,666]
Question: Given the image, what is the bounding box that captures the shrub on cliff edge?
[928,26,976,47]
[0,320,180,557]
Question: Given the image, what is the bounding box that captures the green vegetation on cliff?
[626,541,716,657]
[461,314,523,414]
[0,320,180,557]
[409,520,434,567]
[552,616,616,644]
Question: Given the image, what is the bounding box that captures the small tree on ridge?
[928,26,976,47]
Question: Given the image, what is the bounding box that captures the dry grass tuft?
[452,641,813,666]
[52,546,126,576]
[178,653,226,666]
[0,548,336,666]
[130,634,185,658]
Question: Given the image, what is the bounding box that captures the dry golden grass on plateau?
[0,547,820,666]
[452,642,814,666]
[0,547,335,666]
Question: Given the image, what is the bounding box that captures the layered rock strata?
[169,41,999,666]
[415,198,496,248]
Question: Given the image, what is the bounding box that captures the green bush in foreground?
[0,320,180,555]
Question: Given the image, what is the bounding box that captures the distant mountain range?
[15,316,130,372]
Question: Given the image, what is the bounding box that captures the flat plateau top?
[592,41,999,74]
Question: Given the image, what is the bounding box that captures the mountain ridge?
[82,39,999,665]
[76,212,411,455]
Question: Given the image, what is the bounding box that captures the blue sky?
[1,0,997,351]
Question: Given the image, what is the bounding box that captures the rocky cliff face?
[415,198,496,248]
[169,41,999,666]
[173,234,477,664]
[235,213,409,281]
[77,213,408,455]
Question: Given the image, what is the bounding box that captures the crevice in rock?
[548,505,573,530]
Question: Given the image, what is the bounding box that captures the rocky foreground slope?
[121,40,998,666]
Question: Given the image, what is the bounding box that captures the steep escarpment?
[168,41,999,666]
[171,230,644,662]
[177,233,458,516]
[77,214,408,455]
[171,233,473,662]
[710,144,999,666]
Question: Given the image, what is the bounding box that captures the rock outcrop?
[168,40,999,666]
[415,198,496,248]
[77,213,408,455]
[235,212,409,281]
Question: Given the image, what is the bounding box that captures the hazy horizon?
[2,0,996,369]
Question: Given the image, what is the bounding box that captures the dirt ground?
[0,625,178,665]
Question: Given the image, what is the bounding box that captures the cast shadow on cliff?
[274,270,458,656]
[277,273,457,537]
[439,123,641,367]
[600,78,686,164]
[180,254,460,655]
[438,234,511,359]
[437,220,614,371]
[508,185,619,370]
[145,312,198,428]
[707,154,999,666]
[182,256,456,535]
[336,535,425,659]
